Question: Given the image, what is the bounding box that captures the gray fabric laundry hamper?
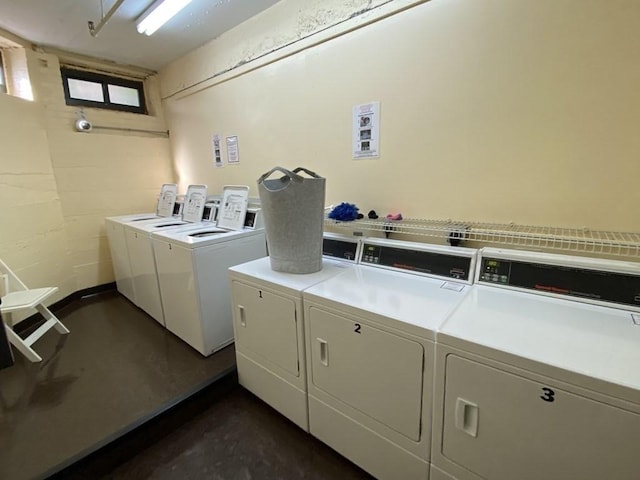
[257,167,326,274]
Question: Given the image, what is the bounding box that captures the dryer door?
[308,306,424,441]
[232,282,299,376]
[442,354,640,480]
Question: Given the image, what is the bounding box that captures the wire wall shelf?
[325,217,640,259]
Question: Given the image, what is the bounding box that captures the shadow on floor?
[55,373,372,480]
[1,291,371,480]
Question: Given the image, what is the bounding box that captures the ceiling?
[0,0,280,71]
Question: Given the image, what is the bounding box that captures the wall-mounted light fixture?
[136,0,193,36]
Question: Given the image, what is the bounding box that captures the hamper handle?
[291,167,321,179]
[258,166,304,185]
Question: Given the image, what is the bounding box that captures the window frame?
[0,50,7,94]
[60,67,147,114]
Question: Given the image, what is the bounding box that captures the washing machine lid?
[216,185,249,231]
[181,184,208,223]
[105,212,159,225]
[304,265,470,337]
[124,217,190,233]
[152,224,260,247]
[155,183,178,217]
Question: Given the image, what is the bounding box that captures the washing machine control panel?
[244,208,263,229]
[480,256,640,309]
[360,242,473,280]
[202,202,219,223]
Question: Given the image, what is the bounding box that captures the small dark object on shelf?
[448,229,467,247]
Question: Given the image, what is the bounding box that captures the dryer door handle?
[238,305,246,327]
[317,338,328,366]
[455,397,479,437]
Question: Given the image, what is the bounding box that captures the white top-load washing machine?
[228,233,362,431]
[123,185,209,325]
[431,248,640,480]
[105,183,179,302]
[152,186,267,356]
[302,238,478,480]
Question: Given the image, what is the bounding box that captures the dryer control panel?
[480,255,640,309]
[323,238,359,262]
[360,241,475,281]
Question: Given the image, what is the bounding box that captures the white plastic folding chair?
[0,258,69,362]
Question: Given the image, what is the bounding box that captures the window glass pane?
[108,84,140,107]
[61,67,146,113]
[68,78,104,102]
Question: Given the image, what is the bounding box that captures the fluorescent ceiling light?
[136,0,192,36]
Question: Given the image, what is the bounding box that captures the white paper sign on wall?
[353,101,380,159]
[212,134,223,168]
[226,135,240,164]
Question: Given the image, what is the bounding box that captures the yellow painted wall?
[2,0,639,297]
[160,0,640,232]
[0,92,73,302]
[31,51,175,290]
[0,46,174,296]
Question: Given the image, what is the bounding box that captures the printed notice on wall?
[212,134,223,168]
[226,135,239,164]
[353,101,380,159]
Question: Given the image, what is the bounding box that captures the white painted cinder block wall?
[0,43,174,301]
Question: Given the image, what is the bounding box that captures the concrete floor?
[0,291,371,480]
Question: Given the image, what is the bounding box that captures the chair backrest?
[0,258,29,298]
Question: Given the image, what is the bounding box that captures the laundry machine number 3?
[540,387,555,402]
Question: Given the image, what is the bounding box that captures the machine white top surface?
[124,218,190,234]
[303,265,470,335]
[438,285,640,391]
[229,256,355,291]
[151,223,263,248]
[105,212,159,224]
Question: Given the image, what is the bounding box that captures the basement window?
[60,67,147,114]
[0,51,6,94]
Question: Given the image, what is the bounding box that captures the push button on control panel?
[481,259,510,284]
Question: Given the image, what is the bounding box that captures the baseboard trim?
[14,282,116,336]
